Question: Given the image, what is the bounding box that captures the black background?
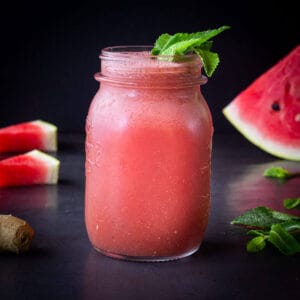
[0,0,298,133]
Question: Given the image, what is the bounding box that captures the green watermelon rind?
[32,120,58,152]
[223,100,300,161]
[27,150,60,184]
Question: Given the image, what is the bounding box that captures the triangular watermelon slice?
[223,46,300,161]
[0,120,57,153]
[0,150,60,188]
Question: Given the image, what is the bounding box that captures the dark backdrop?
[0,0,298,133]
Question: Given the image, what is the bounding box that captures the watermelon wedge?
[223,46,300,161]
[0,150,60,188]
[0,120,57,153]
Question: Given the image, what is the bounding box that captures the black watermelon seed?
[272,101,281,111]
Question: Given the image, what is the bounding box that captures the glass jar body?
[85,48,213,261]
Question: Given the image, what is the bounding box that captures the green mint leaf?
[151,33,172,55]
[160,38,203,56]
[271,209,300,222]
[283,198,300,209]
[280,220,300,236]
[159,33,190,53]
[246,236,267,253]
[263,166,292,179]
[185,26,230,45]
[199,41,213,51]
[268,223,300,255]
[194,48,219,77]
[230,206,300,229]
[247,229,269,237]
[151,25,230,77]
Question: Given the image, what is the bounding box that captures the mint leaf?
[271,209,300,222]
[160,38,203,56]
[151,33,172,55]
[194,48,219,77]
[268,223,300,255]
[199,41,213,51]
[283,198,300,209]
[247,229,269,237]
[230,206,300,229]
[159,33,190,53]
[280,220,300,235]
[246,236,267,253]
[151,25,230,77]
[263,166,292,179]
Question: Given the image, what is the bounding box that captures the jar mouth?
[97,45,207,88]
[100,45,199,62]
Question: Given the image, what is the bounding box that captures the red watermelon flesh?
[0,150,60,188]
[223,46,300,161]
[0,120,57,153]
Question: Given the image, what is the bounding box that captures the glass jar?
[85,46,213,261]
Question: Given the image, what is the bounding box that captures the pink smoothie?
[85,48,213,260]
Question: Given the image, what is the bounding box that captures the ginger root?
[0,214,34,253]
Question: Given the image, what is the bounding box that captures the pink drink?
[85,47,213,261]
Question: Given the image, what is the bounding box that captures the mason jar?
[85,46,213,261]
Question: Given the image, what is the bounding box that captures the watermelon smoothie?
[85,46,213,261]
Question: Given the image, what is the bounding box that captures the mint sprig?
[151,25,230,77]
[231,206,300,255]
[263,166,292,179]
[230,206,299,229]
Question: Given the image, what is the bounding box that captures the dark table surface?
[0,132,299,300]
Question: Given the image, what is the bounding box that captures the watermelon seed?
[271,101,281,111]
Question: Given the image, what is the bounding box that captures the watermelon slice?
[223,46,300,161]
[0,150,60,188]
[0,120,57,153]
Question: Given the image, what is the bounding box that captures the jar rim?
[100,45,199,61]
[97,45,207,88]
